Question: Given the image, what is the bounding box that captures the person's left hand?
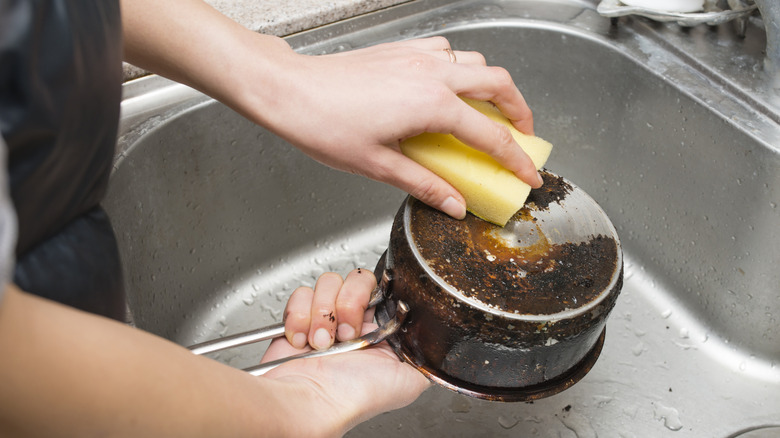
[271,268,377,352]
[260,269,429,437]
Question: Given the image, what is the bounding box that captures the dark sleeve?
[0,135,18,301]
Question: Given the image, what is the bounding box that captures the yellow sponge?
[400,98,553,226]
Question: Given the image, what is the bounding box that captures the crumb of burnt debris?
[526,170,573,210]
[563,405,572,412]
[324,312,335,322]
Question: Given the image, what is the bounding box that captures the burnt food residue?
[526,170,572,211]
[410,173,617,316]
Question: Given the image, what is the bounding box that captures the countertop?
[123,0,411,81]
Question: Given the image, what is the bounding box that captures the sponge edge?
[400,98,553,227]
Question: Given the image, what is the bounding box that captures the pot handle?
[187,283,407,376]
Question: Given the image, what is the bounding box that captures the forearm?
[120,0,290,121]
[0,286,307,438]
[120,0,542,223]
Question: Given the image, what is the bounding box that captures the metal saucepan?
[373,171,623,401]
[189,171,623,401]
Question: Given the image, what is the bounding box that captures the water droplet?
[653,403,683,431]
[449,396,471,413]
[560,410,597,438]
[632,342,646,356]
[593,395,614,407]
[497,415,519,429]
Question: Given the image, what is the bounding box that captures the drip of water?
[653,403,683,431]
[449,396,471,414]
[497,415,519,429]
[560,411,598,438]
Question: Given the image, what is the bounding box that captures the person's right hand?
[233,36,542,220]
[123,0,542,220]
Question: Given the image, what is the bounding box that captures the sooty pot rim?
[400,172,623,323]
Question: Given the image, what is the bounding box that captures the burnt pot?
[374,172,623,402]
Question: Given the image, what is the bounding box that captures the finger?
[447,65,535,136]
[431,49,486,66]
[284,286,314,349]
[308,272,343,350]
[367,146,467,219]
[429,92,542,188]
[451,50,487,66]
[335,268,377,341]
[454,104,541,188]
[392,35,452,50]
[376,36,485,65]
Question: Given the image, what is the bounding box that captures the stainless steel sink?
[106,0,780,436]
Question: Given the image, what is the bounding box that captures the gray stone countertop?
[123,0,411,81]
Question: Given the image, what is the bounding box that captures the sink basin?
[106,0,780,436]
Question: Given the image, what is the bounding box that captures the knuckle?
[318,271,341,282]
[483,124,518,167]
[430,35,449,45]
[425,84,453,107]
[490,123,515,152]
[336,299,364,315]
[369,157,400,184]
[314,306,336,321]
[284,308,310,325]
[410,175,441,203]
[472,51,487,65]
[314,272,343,291]
[489,66,515,87]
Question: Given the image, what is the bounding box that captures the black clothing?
[0,0,125,320]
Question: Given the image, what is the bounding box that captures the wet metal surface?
[107,0,780,435]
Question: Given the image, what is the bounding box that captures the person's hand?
[279,268,376,351]
[260,269,430,437]
[231,36,543,220]
[123,0,541,220]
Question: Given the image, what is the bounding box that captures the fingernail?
[291,332,307,349]
[312,328,332,350]
[441,196,466,220]
[535,172,544,187]
[337,323,356,341]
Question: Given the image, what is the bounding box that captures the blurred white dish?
[620,0,704,13]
